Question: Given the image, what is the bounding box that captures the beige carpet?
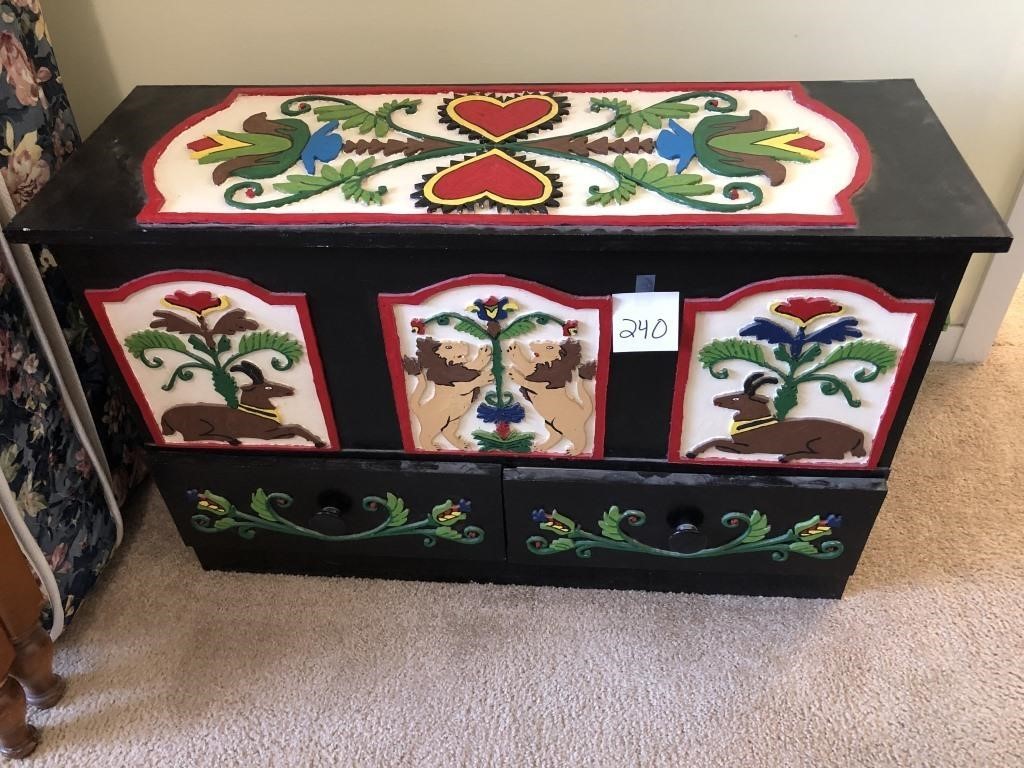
[21,286,1024,768]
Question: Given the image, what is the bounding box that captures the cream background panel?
[679,289,918,465]
[153,89,856,217]
[100,281,331,448]
[392,283,601,455]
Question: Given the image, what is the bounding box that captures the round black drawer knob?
[669,522,707,553]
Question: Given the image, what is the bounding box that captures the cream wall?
[42,0,1024,322]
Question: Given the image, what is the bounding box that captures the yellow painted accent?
[422,149,553,207]
[754,131,821,160]
[188,132,251,160]
[237,404,281,422]
[729,417,778,435]
[444,94,560,141]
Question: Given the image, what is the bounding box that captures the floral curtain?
[0,0,146,633]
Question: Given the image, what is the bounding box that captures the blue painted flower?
[656,120,696,173]
[825,514,843,529]
[739,299,861,359]
[185,488,199,503]
[531,508,548,523]
[300,120,343,173]
[458,499,472,515]
[477,402,526,424]
[467,296,518,322]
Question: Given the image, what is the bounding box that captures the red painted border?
[138,82,871,228]
[378,274,612,460]
[85,270,341,453]
[666,276,933,469]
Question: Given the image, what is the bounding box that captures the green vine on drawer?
[527,507,843,562]
[187,488,484,546]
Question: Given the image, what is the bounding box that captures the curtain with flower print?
[0,0,147,636]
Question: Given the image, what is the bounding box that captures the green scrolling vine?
[188,489,484,546]
[528,507,844,562]
[186,89,827,214]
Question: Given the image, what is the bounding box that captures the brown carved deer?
[160,361,326,447]
[686,372,866,462]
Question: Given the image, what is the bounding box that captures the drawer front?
[504,467,885,577]
[149,451,505,564]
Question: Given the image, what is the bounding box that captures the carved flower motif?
[162,290,229,316]
[410,318,427,334]
[771,297,843,326]
[468,296,518,321]
[561,319,579,337]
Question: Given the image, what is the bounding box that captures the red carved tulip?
[772,297,843,325]
[410,318,427,334]
[162,290,228,315]
[562,319,579,337]
[495,422,512,439]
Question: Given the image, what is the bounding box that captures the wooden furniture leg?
[0,634,38,759]
[0,519,66,709]
[9,626,65,709]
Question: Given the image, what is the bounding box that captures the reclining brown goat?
[160,361,325,447]
[686,372,866,463]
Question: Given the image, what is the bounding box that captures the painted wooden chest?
[6,81,1012,598]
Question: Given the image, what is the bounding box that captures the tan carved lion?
[402,337,493,451]
[506,338,597,455]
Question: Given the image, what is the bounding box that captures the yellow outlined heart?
[445,94,561,142]
[422,149,554,207]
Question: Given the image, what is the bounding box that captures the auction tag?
[611,292,680,352]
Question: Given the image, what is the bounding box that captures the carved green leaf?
[497,318,537,340]
[314,102,375,129]
[548,538,576,553]
[434,526,462,540]
[250,488,277,522]
[272,174,335,194]
[313,98,420,137]
[788,541,818,556]
[453,319,490,340]
[647,172,714,198]
[235,331,304,364]
[212,366,239,408]
[124,330,187,358]
[773,379,798,420]
[697,339,768,378]
[213,518,235,530]
[188,334,214,356]
[385,492,409,527]
[741,510,770,544]
[598,506,625,541]
[586,156,640,206]
[818,340,899,380]
[590,96,699,136]
[795,343,822,368]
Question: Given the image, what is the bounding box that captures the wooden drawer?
[148,451,505,569]
[503,467,885,580]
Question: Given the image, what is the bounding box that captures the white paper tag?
[611,292,680,352]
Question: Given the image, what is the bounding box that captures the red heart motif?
[445,94,561,142]
[423,150,554,207]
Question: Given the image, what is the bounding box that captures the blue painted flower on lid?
[300,120,343,173]
[655,120,696,173]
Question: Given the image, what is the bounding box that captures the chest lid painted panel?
[4,80,1012,250]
